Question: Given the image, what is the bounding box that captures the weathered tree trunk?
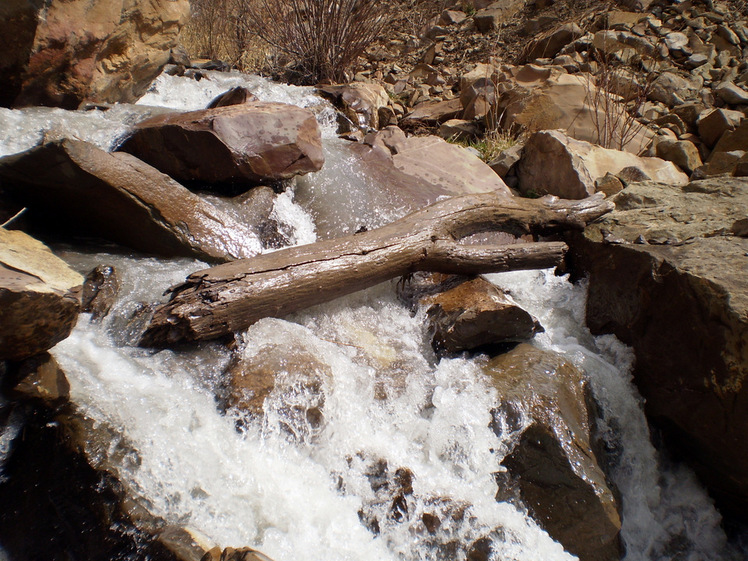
[140,192,613,346]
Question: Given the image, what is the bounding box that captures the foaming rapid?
[0,68,741,560]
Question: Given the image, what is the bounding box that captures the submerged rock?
[81,265,120,321]
[0,139,262,261]
[568,177,748,519]
[0,228,82,361]
[119,102,324,189]
[0,0,190,108]
[486,344,622,561]
[516,129,688,199]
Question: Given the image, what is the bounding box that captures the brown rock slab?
[118,102,324,188]
[0,228,82,361]
[568,177,748,519]
[0,140,262,261]
[6,352,70,402]
[696,108,743,148]
[486,344,622,561]
[317,82,390,129]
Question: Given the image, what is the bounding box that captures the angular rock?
[202,547,275,561]
[0,0,190,108]
[5,352,70,403]
[81,265,120,321]
[159,525,217,561]
[649,72,703,107]
[487,143,523,178]
[423,277,543,354]
[655,138,703,174]
[118,103,324,187]
[0,228,82,361]
[0,140,262,261]
[474,0,525,32]
[206,87,258,109]
[438,119,481,141]
[317,83,390,129]
[692,150,745,178]
[486,344,621,561]
[400,98,463,127]
[498,66,654,152]
[568,177,748,518]
[521,23,584,63]
[711,119,748,157]
[696,108,743,147]
[516,130,688,199]
[714,81,748,105]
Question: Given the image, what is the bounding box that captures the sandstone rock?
[594,172,625,197]
[400,98,463,126]
[521,23,584,62]
[711,118,748,156]
[317,83,390,129]
[0,228,82,361]
[696,108,743,147]
[439,10,467,26]
[649,72,703,106]
[516,130,688,199]
[486,344,621,561]
[498,66,654,152]
[119,103,324,187]
[487,143,523,178]
[224,320,331,436]
[474,0,525,32]
[568,177,748,518]
[81,265,120,321]
[592,29,656,62]
[5,352,70,403]
[655,138,703,174]
[0,140,261,261]
[0,0,190,108]
[693,150,745,178]
[438,119,481,140]
[206,87,258,109]
[714,81,748,104]
[460,77,497,120]
[424,277,543,354]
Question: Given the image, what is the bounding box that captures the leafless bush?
[584,49,652,151]
[241,0,391,84]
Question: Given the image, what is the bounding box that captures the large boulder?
[118,103,324,188]
[0,228,82,361]
[0,139,262,261]
[486,344,622,561]
[516,130,688,199]
[568,177,748,519]
[497,65,654,153]
[0,0,190,108]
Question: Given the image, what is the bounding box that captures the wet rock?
[224,321,332,437]
[118,102,324,188]
[0,140,262,261]
[422,277,543,354]
[0,0,190,109]
[204,547,275,561]
[4,352,70,403]
[516,129,688,199]
[159,525,217,561]
[568,177,748,519]
[317,83,390,129]
[0,228,82,361]
[486,344,621,561]
[81,265,120,321]
[206,87,258,109]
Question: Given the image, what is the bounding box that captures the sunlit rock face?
[0,0,190,109]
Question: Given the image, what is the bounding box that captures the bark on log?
[140,192,613,346]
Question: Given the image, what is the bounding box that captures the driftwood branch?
[140,192,613,346]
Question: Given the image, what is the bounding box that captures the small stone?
[714,81,748,104]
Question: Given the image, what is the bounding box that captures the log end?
[138,305,195,348]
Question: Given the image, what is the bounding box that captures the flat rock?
[118,102,324,188]
[568,177,748,518]
[0,228,82,361]
[516,130,688,199]
[0,139,262,261]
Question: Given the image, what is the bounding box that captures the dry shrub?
[241,0,391,84]
[584,50,652,151]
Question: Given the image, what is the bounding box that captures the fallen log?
[140,192,613,346]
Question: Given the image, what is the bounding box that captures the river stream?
[0,71,741,561]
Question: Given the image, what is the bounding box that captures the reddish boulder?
[119,103,324,188]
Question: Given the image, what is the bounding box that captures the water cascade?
[0,70,742,561]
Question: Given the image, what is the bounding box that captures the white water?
[1,70,742,560]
